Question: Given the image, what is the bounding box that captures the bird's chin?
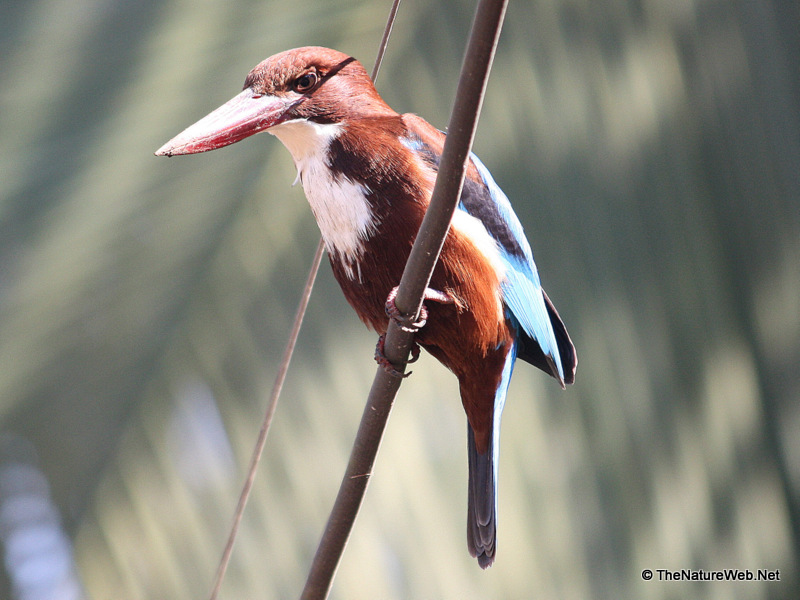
[155,89,295,156]
[267,120,344,166]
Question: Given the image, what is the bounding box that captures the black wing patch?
[516,289,577,384]
[406,133,526,260]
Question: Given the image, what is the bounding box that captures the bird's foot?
[384,286,454,333]
[374,334,421,378]
[377,286,453,377]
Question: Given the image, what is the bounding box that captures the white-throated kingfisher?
[156,47,576,568]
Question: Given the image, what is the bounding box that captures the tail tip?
[476,550,495,569]
[467,529,496,569]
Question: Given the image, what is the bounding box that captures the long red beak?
[155,89,297,156]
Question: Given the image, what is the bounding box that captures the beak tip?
[155,141,177,157]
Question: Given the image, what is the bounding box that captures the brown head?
[155,47,395,156]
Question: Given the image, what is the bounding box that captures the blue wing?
[463,153,566,384]
[400,119,575,386]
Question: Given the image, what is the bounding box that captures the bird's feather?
[401,116,571,384]
[466,337,517,568]
[464,153,566,384]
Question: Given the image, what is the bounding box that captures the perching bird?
[156,46,576,568]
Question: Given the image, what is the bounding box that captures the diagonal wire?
[300,0,509,598]
[208,239,324,600]
[207,2,403,599]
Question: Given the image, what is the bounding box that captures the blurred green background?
[0,0,798,598]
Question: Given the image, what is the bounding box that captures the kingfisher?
[156,46,576,568]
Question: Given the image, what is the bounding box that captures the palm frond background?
[0,0,797,598]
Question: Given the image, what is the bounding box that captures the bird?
[156,46,576,568]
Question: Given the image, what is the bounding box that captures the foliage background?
[0,0,797,598]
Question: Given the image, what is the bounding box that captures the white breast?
[269,119,377,279]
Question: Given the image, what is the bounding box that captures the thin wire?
[208,3,402,598]
[208,239,324,600]
[371,0,402,82]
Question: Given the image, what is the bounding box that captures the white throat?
[269,120,377,279]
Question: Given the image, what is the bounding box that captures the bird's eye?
[293,71,318,93]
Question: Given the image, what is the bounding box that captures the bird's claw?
[374,335,420,378]
[378,286,452,376]
[385,287,427,332]
[384,286,454,333]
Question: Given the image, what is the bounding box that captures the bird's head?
[155,46,394,157]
